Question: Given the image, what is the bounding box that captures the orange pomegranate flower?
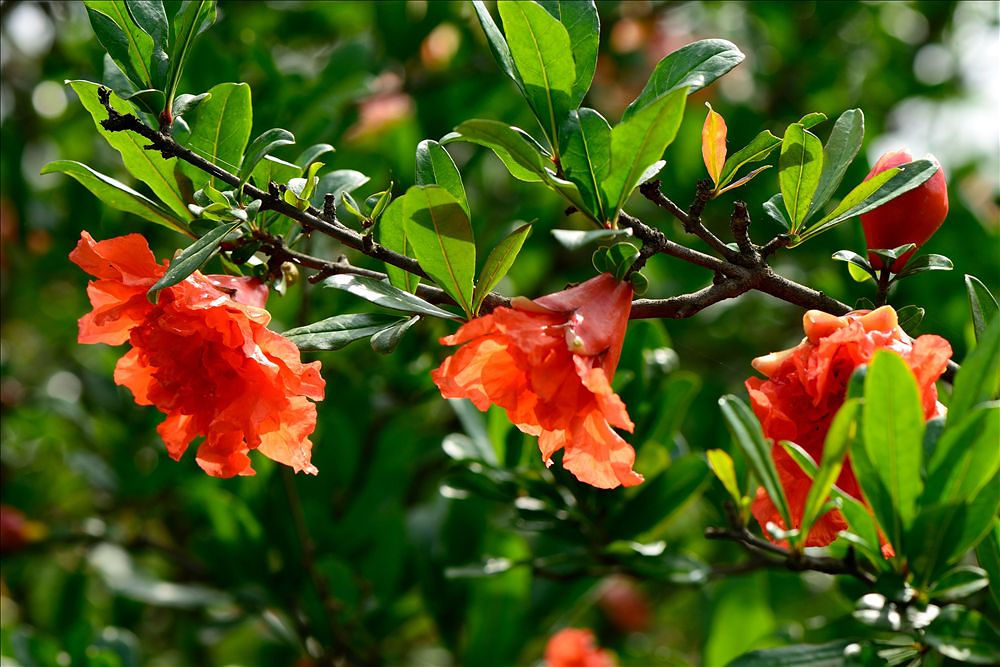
[545,628,616,667]
[746,306,951,549]
[432,273,642,489]
[71,231,325,478]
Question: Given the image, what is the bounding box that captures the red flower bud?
[860,149,948,273]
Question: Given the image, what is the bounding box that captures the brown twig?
[640,179,736,261]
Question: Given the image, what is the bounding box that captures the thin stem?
[875,266,892,307]
[640,179,736,261]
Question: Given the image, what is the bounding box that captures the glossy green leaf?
[975,519,1000,612]
[609,455,711,539]
[473,223,531,314]
[238,127,295,187]
[832,250,877,282]
[171,91,210,118]
[69,80,191,220]
[179,82,252,190]
[924,403,1000,506]
[794,159,937,245]
[124,0,169,88]
[949,315,1000,424]
[762,193,790,230]
[717,129,780,189]
[40,160,189,236]
[537,0,598,107]
[896,304,925,331]
[312,169,370,208]
[403,185,476,317]
[797,112,827,130]
[497,0,575,153]
[729,640,861,667]
[415,139,470,219]
[800,399,859,539]
[604,87,687,221]
[894,253,953,279]
[321,274,457,320]
[719,395,793,535]
[924,605,1000,665]
[471,0,524,95]
[863,350,925,545]
[928,565,990,602]
[559,108,612,222]
[369,316,419,354]
[250,155,299,189]
[624,39,744,120]
[779,123,823,230]
[85,1,155,90]
[551,227,631,250]
[295,143,335,169]
[965,274,999,343]
[444,119,549,179]
[165,0,216,118]
[378,197,419,294]
[806,108,864,222]
[283,313,403,351]
[147,220,240,301]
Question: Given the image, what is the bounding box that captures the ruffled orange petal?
[560,412,644,489]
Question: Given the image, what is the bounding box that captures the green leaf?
[551,227,632,250]
[147,220,240,301]
[559,108,612,222]
[370,316,419,354]
[793,159,937,245]
[717,165,771,194]
[444,119,549,179]
[797,112,827,130]
[312,169,370,208]
[604,87,687,221]
[778,123,823,230]
[473,223,531,314]
[537,0,598,108]
[378,197,419,294]
[717,129,781,189]
[85,1,155,90]
[893,253,953,279]
[68,80,192,221]
[975,519,1000,612]
[928,565,990,602]
[609,455,711,539]
[924,605,1000,665]
[949,315,1000,424]
[321,274,457,319]
[832,250,877,282]
[283,313,403,351]
[782,441,883,562]
[729,640,862,667]
[806,108,864,222]
[624,39,744,120]
[124,0,169,88]
[295,143,335,169]
[762,193,790,230]
[403,185,476,317]
[707,449,742,505]
[415,139,470,219]
[863,350,926,550]
[719,395,793,537]
[800,399,859,540]
[896,305,925,331]
[965,274,999,343]
[924,403,1000,506]
[238,127,295,187]
[497,0,575,154]
[40,160,189,235]
[171,91,210,118]
[250,155,299,190]
[165,0,216,118]
[471,0,524,96]
[178,82,252,191]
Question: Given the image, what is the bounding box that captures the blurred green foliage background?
[1,1,997,665]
